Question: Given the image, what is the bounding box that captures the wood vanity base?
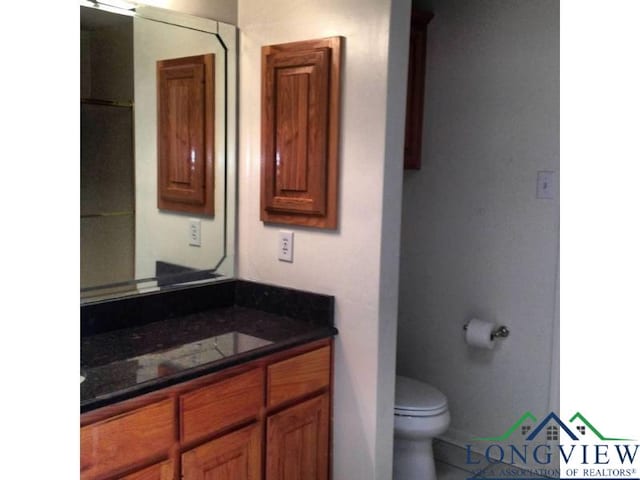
[81,338,333,480]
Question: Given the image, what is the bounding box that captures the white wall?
[397,0,559,444]
[237,0,410,478]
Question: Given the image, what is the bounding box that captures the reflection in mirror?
[80,4,236,303]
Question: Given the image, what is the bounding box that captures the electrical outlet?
[189,219,201,246]
[278,231,294,262]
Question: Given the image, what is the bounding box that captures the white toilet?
[393,375,450,480]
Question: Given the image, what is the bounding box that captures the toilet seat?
[394,375,448,417]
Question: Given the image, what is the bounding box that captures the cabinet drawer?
[80,399,175,479]
[180,368,263,443]
[120,459,174,480]
[267,346,331,408]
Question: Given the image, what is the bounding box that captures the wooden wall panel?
[261,37,342,229]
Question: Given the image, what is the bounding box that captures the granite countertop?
[81,280,337,413]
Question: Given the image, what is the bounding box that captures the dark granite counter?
[81,280,337,413]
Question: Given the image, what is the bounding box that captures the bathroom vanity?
[81,280,337,480]
[80,5,337,479]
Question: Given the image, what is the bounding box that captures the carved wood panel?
[157,54,214,216]
[182,424,261,480]
[261,37,342,229]
[266,394,330,480]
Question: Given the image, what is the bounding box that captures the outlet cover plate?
[278,230,294,262]
[189,219,201,246]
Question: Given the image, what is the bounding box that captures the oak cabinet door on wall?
[404,10,433,170]
[182,424,261,480]
[266,394,330,480]
[157,54,214,216]
[261,37,342,229]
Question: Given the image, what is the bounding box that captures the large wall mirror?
[80,2,236,303]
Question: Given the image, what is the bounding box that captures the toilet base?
[393,436,436,480]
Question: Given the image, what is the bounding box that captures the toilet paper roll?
[465,318,496,349]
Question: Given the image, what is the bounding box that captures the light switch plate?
[278,231,294,262]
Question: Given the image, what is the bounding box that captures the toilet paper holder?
[463,323,510,340]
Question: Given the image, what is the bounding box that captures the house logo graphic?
[474,411,634,443]
[464,412,638,480]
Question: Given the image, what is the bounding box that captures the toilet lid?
[395,375,448,416]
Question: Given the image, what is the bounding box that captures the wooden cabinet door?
[266,394,330,480]
[404,9,434,170]
[181,423,261,480]
[261,37,342,229]
[157,54,214,216]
